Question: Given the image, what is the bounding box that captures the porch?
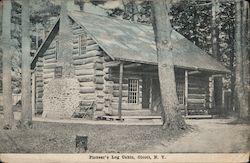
[105,62,223,119]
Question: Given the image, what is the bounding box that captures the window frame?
[176,80,185,105]
[128,79,140,104]
[78,34,87,56]
[55,39,59,60]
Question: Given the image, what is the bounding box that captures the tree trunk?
[2,0,14,129]
[130,0,138,22]
[0,1,2,36]
[78,0,85,11]
[212,0,219,59]
[211,0,223,116]
[229,24,235,112]
[248,0,250,111]
[235,0,249,118]
[241,0,249,116]
[20,0,32,128]
[192,6,199,46]
[151,0,186,130]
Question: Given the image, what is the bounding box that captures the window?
[128,79,139,104]
[54,66,63,78]
[78,34,87,55]
[176,81,185,104]
[0,80,2,93]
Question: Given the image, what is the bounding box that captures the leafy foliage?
[106,0,236,90]
[1,0,238,93]
[0,0,60,93]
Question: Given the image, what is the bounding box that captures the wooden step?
[111,109,152,116]
[184,115,213,119]
[188,94,206,99]
[100,116,161,121]
[188,87,206,94]
[188,109,209,115]
[187,99,205,104]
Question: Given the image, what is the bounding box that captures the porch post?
[222,76,225,108]
[185,70,188,116]
[118,62,124,120]
[213,75,223,115]
[31,70,36,116]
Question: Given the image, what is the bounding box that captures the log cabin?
[30,11,230,120]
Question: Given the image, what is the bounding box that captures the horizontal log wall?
[103,61,143,113]
[34,19,106,117]
[35,56,44,113]
[43,37,58,85]
[187,75,209,115]
[102,56,114,115]
[208,77,214,109]
[175,71,211,115]
[34,34,59,114]
[71,21,105,118]
[111,78,143,111]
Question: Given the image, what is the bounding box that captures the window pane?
[176,81,185,104]
[55,40,59,59]
[79,34,87,55]
[128,79,139,104]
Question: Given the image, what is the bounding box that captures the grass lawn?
[0,117,188,153]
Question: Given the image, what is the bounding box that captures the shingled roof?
[32,11,229,73]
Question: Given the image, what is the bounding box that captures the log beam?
[124,63,141,68]
[103,61,120,67]
[112,70,158,76]
[188,71,201,75]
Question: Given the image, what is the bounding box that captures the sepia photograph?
[0,0,249,162]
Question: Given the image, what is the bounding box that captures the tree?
[241,1,249,117]
[211,0,223,115]
[90,0,186,129]
[0,1,2,35]
[105,0,151,24]
[74,0,85,11]
[151,0,186,130]
[20,0,32,128]
[2,0,14,129]
[235,0,249,118]
[212,0,220,58]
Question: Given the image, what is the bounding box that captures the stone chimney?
[67,0,84,12]
[56,0,75,78]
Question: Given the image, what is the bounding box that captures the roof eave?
[115,57,230,74]
[31,18,60,69]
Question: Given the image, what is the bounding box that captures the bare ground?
[0,115,249,153]
[143,118,250,153]
[0,116,186,153]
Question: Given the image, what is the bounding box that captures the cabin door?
[142,77,151,109]
[150,79,161,113]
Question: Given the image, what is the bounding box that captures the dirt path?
[143,118,250,153]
